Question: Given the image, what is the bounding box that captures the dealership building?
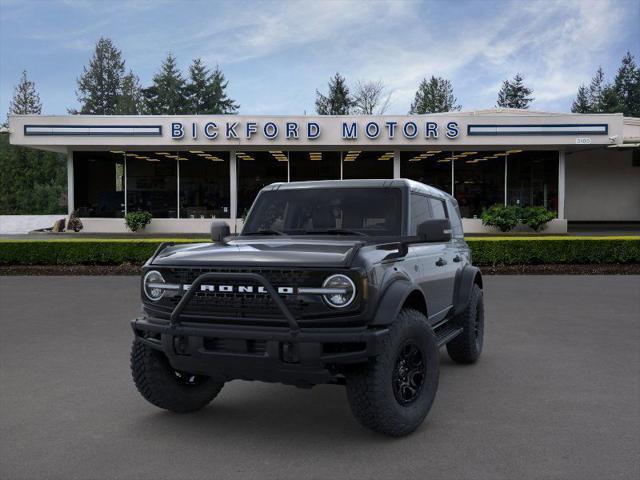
[7,109,640,233]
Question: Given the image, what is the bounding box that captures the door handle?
[435,257,447,267]
[453,255,461,263]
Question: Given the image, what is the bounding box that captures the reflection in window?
[342,151,394,179]
[454,151,505,218]
[73,151,125,217]
[126,152,177,218]
[237,151,288,216]
[178,151,230,218]
[409,193,431,235]
[507,150,558,212]
[401,151,452,193]
[289,151,340,181]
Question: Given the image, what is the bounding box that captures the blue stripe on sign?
[24,125,163,137]
[467,124,608,136]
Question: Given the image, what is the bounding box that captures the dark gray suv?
[131,179,484,436]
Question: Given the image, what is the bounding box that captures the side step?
[434,323,463,347]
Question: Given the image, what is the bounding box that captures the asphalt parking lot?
[1,275,638,480]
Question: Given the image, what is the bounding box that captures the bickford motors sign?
[171,119,461,141]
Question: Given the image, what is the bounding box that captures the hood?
[151,238,364,268]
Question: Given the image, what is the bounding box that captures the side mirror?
[210,220,230,243]
[416,219,452,243]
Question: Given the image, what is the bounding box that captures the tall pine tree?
[496,74,534,109]
[8,70,42,117]
[1,72,66,215]
[409,76,460,114]
[116,71,144,114]
[613,51,640,117]
[75,38,126,114]
[185,59,239,114]
[315,73,353,115]
[143,53,188,114]
[571,85,591,113]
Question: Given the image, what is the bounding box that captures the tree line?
[1,37,639,215]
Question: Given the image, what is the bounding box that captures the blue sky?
[1,0,638,117]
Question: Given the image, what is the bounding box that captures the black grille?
[158,267,340,323]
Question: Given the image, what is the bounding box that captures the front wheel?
[131,340,224,413]
[345,309,439,437]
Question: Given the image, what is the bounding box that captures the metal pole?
[66,148,74,215]
[176,156,180,219]
[229,150,237,228]
[393,150,400,178]
[558,149,565,219]
[504,153,508,206]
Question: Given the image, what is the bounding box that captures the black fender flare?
[453,265,483,316]
[370,278,427,326]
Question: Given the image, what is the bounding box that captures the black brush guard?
[169,271,300,337]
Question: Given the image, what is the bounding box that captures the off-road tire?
[345,308,439,437]
[131,340,224,413]
[446,283,484,364]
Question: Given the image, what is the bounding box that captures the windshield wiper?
[244,229,286,236]
[304,228,366,236]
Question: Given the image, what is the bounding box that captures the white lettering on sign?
[576,137,592,144]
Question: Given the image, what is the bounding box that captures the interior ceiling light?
[110,150,125,154]
[125,153,137,157]
[146,158,160,162]
[155,152,170,155]
[135,156,149,159]
[427,150,442,154]
[189,150,204,154]
[437,159,451,163]
[507,149,523,154]
[495,152,507,156]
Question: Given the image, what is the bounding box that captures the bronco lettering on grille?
[200,285,295,294]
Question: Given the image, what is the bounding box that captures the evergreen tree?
[587,66,607,112]
[143,53,188,114]
[571,85,591,113]
[207,65,239,114]
[613,51,640,117]
[75,37,126,114]
[185,59,239,114]
[8,70,42,116]
[116,71,144,115]
[496,73,534,109]
[315,73,353,115]
[409,76,460,114]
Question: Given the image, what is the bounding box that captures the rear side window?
[409,193,431,235]
[447,198,464,238]
[429,198,447,219]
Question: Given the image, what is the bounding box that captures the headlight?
[322,274,356,308]
[143,270,165,301]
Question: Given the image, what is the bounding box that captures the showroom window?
[507,150,558,213]
[342,150,394,179]
[453,151,505,218]
[237,151,288,216]
[73,151,125,218]
[401,151,453,193]
[126,152,177,218]
[178,151,230,218]
[289,151,341,182]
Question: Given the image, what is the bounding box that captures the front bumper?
[131,316,389,386]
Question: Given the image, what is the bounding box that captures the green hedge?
[0,237,639,266]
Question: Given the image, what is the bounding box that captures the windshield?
[242,188,402,236]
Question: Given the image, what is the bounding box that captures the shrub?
[66,210,83,232]
[521,206,556,232]
[125,211,153,232]
[0,237,638,267]
[481,205,520,232]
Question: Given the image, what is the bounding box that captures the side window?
[409,193,431,235]
[447,198,464,238]
[429,198,447,219]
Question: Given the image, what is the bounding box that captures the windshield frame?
[241,186,408,238]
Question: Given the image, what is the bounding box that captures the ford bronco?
[130,179,484,436]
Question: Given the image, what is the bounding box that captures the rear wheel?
[345,308,439,437]
[131,340,224,413]
[446,283,484,364]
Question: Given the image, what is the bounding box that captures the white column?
[229,150,237,224]
[393,150,401,178]
[176,158,180,219]
[504,154,508,206]
[558,149,566,219]
[340,151,344,180]
[66,149,74,215]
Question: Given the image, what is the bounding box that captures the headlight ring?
[143,270,166,302]
[322,274,356,308]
